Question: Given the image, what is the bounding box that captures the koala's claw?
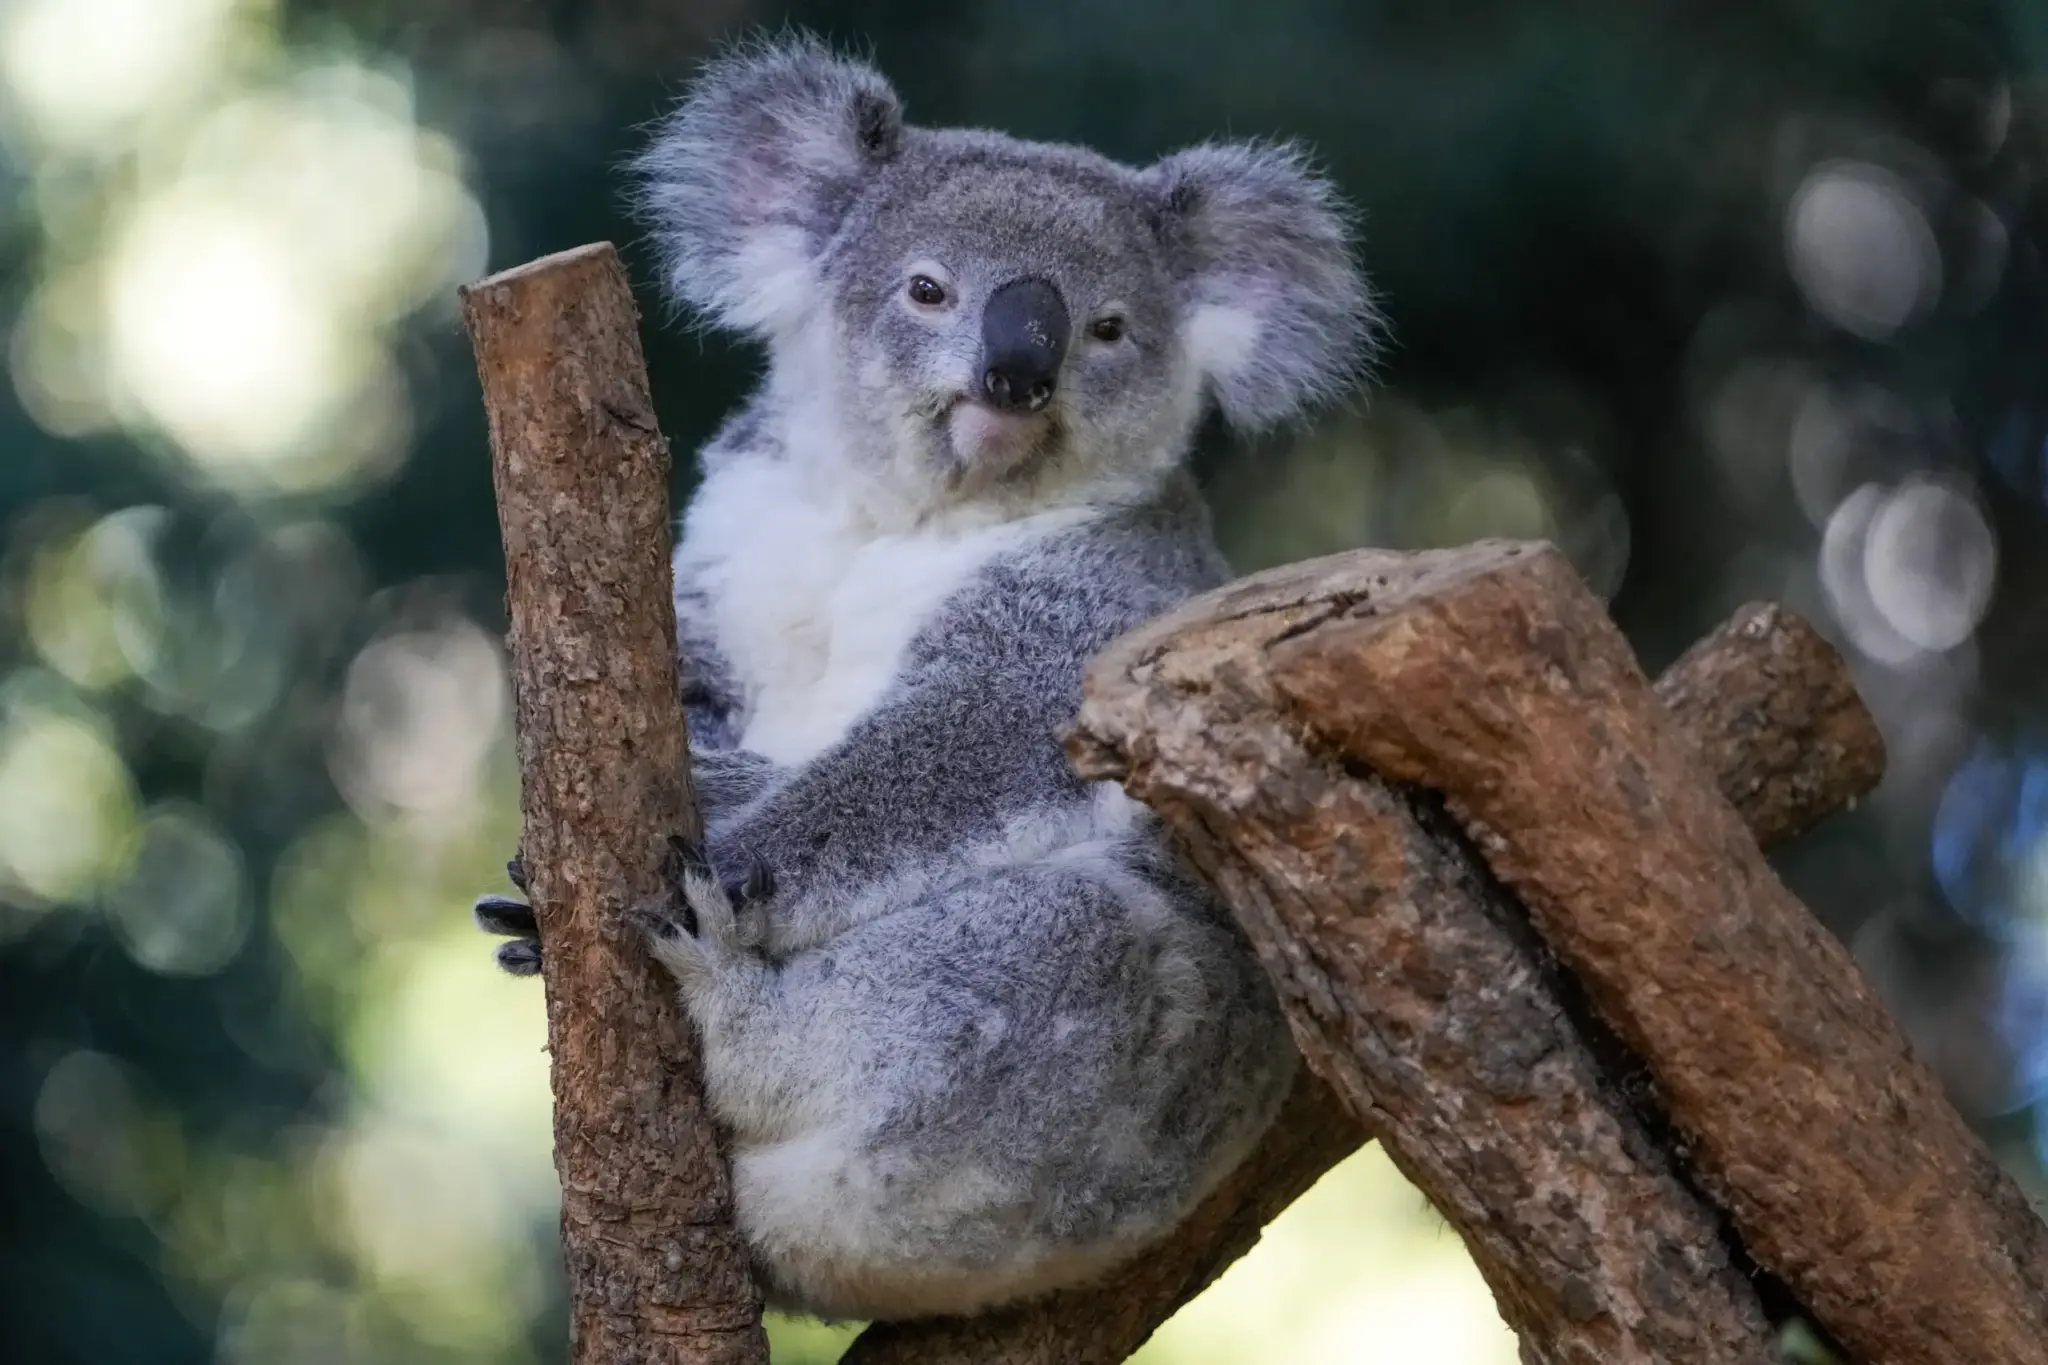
[726,857,776,908]
[631,875,716,992]
[628,901,692,945]
[478,854,542,978]
[661,832,714,887]
[474,894,538,937]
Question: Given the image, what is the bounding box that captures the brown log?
[461,243,769,1365]
[844,558,1885,1365]
[1265,540,2048,1365]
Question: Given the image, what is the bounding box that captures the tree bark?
[1651,600,1887,841]
[845,564,1886,1365]
[461,243,769,1365]
[1261,540,2048,1365]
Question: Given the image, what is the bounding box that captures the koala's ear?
[631,32,904,336]
[1145,142,1378,430]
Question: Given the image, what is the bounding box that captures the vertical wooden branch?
[462,243,769,1365]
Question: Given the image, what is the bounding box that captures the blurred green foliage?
[5,1,2048,1362]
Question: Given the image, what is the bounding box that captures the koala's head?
[634,34,1377,515]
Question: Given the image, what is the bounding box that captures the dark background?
[6,1,2048,1361]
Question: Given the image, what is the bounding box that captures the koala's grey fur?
[476,31,1377,1323]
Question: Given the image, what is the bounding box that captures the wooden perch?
[1257,540,2048,1364]
[845,564,1885,1365]
[462,243,769,1365]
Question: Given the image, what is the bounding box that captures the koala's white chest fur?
[682,456,1063,766]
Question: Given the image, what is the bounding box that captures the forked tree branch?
[462,243,769,1365]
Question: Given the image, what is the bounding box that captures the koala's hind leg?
[637,844,868,1148]
[648,856,1297,1322]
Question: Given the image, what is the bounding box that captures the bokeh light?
[103,803,252,977]
[329,619,508,820]
[23,504,170,692]
[0,675,139,911]
[1785,160,1942,340]
[1821,479,1998,667]
[0,0,242,153]
[1861,478,1996,653]
[4,3,487,497]
[105,195,359,476]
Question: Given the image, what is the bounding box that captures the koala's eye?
[1087,316,1127,343]
[907,275,948,307]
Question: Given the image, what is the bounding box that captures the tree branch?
[1274,540,2048,1364]
[462,243,769,1365]
[1651,599,1887,843]
[845,556,1885,1365]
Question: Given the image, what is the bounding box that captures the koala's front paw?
[474,854,542,978]
[635,834,772,997]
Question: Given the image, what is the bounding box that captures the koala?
[473,32,1377,1324]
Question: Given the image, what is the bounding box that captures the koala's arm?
[704,536,1200,949]
[706,661,1072,951]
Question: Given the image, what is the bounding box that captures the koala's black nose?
[980,276,1069,413]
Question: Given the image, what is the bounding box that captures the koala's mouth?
[939,397,1060,474]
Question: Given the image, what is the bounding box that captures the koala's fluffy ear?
[1146,142,1378,431]
[632,33,903,336]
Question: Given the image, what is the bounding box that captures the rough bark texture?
[1652,600,1887,843]
[1260,540,2048,1365]
[846,560,1886,1365]
[462,243,769,1365]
